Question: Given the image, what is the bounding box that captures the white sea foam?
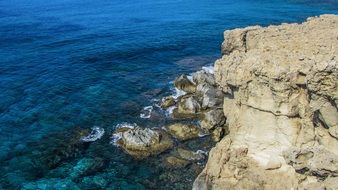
[80,126,105,142]
[152,98,162,109]
[202,65,214,74]
[165,105,176,116]
[172,88,186,99]
[111,133,122,146]
[140,106,153,119]
[152,98,160,102]
[198,125,210,137]
[115,122,137,129]
[196,149,208,155]
[198,131,210,137]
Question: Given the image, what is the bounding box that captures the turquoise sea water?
[0,0,337,189]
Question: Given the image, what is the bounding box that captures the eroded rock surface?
[284,146,338,178]
[177,148,206,161]
[174,74,196,94]
[176,95,201,115]
[165,123,201,141]
[160,96,176,108]
[200,109,226,130]
[195,14,338,189]
[114,127,173,159]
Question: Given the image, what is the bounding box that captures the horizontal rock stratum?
[194,14,338,190]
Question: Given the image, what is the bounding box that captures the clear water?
[0,0,337,189]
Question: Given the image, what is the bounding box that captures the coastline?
[108,14,338,190]
[193,14,338,189]
[0,3,337,187]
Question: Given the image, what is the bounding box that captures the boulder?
[211,127,226,142]
[177,148,205,161]
[165,156,190,168]
[200,109,226,130]
[114,127,173,159]
[160,96,176,108]
[192,70,216,86]
[165,123,201,141]
[176,95,201,115]
[174,74,196,93]
[197,84,224,109]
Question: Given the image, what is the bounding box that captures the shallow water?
[0,0,337,189]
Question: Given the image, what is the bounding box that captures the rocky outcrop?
[174,74,197,94]
[194,14,338,189]
[165,123,201,141]
[165,156,190,168]
[176,95,201,115]
[113,127,173,159]
[284,146,338,178]
[200,109,226,130]
[160,96,176,108]
[177,148,206,161]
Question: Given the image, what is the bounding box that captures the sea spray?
[140,106,153,119]
[80,127,105,142]
[202,65,214,74]
[110,123,138,146]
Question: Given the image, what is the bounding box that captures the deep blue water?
[0,0,337,189]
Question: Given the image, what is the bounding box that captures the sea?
[0,0,337,189]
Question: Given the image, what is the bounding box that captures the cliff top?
[216,14,338,99]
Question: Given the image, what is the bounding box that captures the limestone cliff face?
[194,15,338,190]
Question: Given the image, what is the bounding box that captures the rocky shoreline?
[19,14,337,190]
[110,14,338,190]
[110,65,227,172]
[193,14,338,190]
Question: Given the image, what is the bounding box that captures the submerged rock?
[113,127,173,159]
[22,178,80,190]
[177,148,205,161]
[165,156,190,168]
[165,123,201,141]
[69,157,105,179]
[41,128,90,169]
[174,74,196,93]
[80,175,108,189]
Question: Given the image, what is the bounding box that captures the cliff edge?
[194,14,338,190]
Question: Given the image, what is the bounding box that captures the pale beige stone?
[195,14,338,190]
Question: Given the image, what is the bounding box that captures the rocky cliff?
[194,14,338,190]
